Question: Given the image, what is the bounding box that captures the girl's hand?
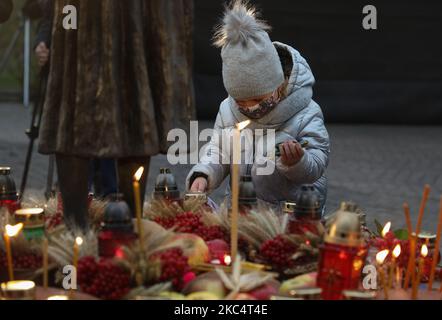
[279,140,304,167]
[190,177,208,192]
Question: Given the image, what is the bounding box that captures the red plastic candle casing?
[98,230,137,258]
[0,199,20,215]
[288,216,321,235]
[417,235,440,281]
[0,167,20,215]
[317,242,368,300]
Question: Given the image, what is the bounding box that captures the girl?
[187,1,330,210]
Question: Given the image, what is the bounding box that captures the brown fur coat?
[39,0,195,158]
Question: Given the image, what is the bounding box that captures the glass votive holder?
[0,280,36,300]
[14,208,45,240]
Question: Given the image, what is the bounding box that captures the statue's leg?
[117,157,151,217]
[56,154,90,231]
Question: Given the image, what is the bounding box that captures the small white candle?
[0,280,36,300]
[230,120,250,263]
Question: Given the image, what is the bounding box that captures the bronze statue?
[38,0,195,230]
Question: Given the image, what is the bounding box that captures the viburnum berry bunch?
[370,231,410,268]
[45,211,63,230]
[154,212,227,242]
[260,235,298,272]
[0,251,42,269]
[77,256,131,300]
[150,248,190,290]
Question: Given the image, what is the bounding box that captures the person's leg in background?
[88,160,99,196]
[88,159,117,198]
[100,159,118,198]
[56,154,90,231]
[117,157,150,217]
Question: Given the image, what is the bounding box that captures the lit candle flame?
[75,237,83,246]
[133,166,144,182]
[223,255,232,265]
[381,222,391,237]
[5,223,24,237]
[376,249,389,264]
[392,244,401,258]
[236,120,251,131]
[421,244,428,257]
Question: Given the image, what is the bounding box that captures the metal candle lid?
[325,202,363,247]
[418,232,436,243]
[154,168,180,200]
[14,208,45,228]
[293,185,321,220]
[102,199,134,233]
[0,281,36,300]
[239,175,257,205]
[0,167,18,201]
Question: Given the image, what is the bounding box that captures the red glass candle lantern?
[417,232,440,281]
[288,185,322,235]
[317,203,369,300]
[0,167,20,215]
[98,198,137,258]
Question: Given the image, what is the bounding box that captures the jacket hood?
[229,42,315,128]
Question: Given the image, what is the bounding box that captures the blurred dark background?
[193,0,442,124]
[1,0,442,124]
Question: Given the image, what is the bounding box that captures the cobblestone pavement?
[1,103,442,232]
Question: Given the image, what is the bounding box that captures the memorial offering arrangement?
[1,166,441,300]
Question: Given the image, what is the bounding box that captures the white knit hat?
[214,1,284,100]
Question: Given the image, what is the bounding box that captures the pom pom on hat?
[213,0,270,48]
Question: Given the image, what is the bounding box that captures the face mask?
[238,91,280,120]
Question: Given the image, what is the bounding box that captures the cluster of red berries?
[371,231,410,268]
[77,256,131,300]
[0,251,42,269]
[45,195,64,230]
[260,235,298,271]
[45,212,63,230]
[154,212,227,242]
[371,232,442,282]
[151,248,190,290]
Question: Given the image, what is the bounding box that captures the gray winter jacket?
[187,42,330,207]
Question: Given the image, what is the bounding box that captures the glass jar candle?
[0,280,36,300]
[14,208,45,240]
[317,204,369,300]
[417,232,440,281]
[0,167,20,215]
[98,199,137,258]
